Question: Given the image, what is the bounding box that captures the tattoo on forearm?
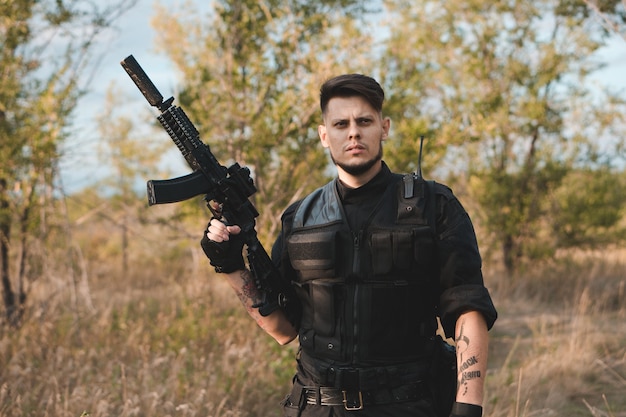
[236,270,263,308]
[456,321,470,356]
[458,355,480,396]
[460,356,479,371]
[462,370,481,381]
[233,270,272,332]
[456,321,481,396]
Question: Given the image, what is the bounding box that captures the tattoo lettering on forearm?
[462,370,481,381]
[460,355,478,371]
[460,370,482,395]
[458,355,480,396]
[456,321,482,397]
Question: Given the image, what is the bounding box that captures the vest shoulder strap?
[400,174,437,235]
[292,181,340,228]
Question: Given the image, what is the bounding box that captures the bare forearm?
[225,269,298,345]
[454,310,489,406]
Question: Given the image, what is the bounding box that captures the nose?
[348,121,361,140]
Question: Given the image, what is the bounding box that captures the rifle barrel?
[120,55,168,110]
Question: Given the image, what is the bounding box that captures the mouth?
[345,144,366,154]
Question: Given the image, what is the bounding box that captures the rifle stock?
[120,54,295,318]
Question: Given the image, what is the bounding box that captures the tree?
[382,0,626,273]
[550,167,626,247]
[0,0,137,326]
[582,0,626,40]
[149,0,378,245]
[95,83,168,274]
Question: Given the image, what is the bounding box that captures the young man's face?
[318,96,391,187]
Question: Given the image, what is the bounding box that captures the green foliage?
[142,0,626,273]
[383,0,626,272]
[0,0,138,324]
[96,83,167,201]
[551,168,626,247]
[150,0,378,246]
[555,0,626,32]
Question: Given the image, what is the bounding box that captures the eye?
[358,118,373,125]
[334,120,348,127]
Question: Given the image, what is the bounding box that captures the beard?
[330,142,384,176]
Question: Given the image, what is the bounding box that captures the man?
[202,74,497,417]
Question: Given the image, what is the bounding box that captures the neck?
[336,160,383,188]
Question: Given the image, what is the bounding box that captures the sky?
[59,0,184,193]
[59,0,626,194]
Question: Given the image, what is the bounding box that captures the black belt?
[303,381,427,410]
[299,351,431,391]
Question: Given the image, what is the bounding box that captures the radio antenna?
[416,135,425,179]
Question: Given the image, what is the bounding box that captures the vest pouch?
[370,230,414,275]
[413,226,435,266]
[287,229,337,281]
[299,321,343,361]
[393,230,413,270]
[370,231,392,275]
[310,282,336,337]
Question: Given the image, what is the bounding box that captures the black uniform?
[273,163,497,417]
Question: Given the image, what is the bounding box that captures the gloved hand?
[449,402,482,417]
[200,218,246,273]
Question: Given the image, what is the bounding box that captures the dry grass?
[0,270,297,417]
[1,215,625,416]
[485,249,626,417]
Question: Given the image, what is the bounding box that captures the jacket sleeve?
[434,184,497,338]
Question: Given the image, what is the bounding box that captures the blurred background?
[1,1,625,416]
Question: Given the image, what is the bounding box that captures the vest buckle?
[342,390,364,410]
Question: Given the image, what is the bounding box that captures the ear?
[381,117,391,141]
[318,124,330,148]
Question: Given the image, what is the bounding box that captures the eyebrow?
[329,113,376,123]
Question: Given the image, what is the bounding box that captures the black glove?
[200,221,246,273]
[450,402,482,417]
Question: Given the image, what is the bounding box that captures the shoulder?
[280,200,302,224]
[420,180,475,234]
[430,180,455,200]
[279,181,331,229]
[428,180,465,212]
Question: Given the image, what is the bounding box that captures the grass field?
[1,247,624,417]
[485,250,626,417]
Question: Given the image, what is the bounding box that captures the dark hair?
[320,74,385,115]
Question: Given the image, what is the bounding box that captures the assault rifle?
[120,54,293,317]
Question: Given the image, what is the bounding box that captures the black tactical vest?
[286,174,440,365]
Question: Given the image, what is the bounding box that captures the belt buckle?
[342,390,364,411]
